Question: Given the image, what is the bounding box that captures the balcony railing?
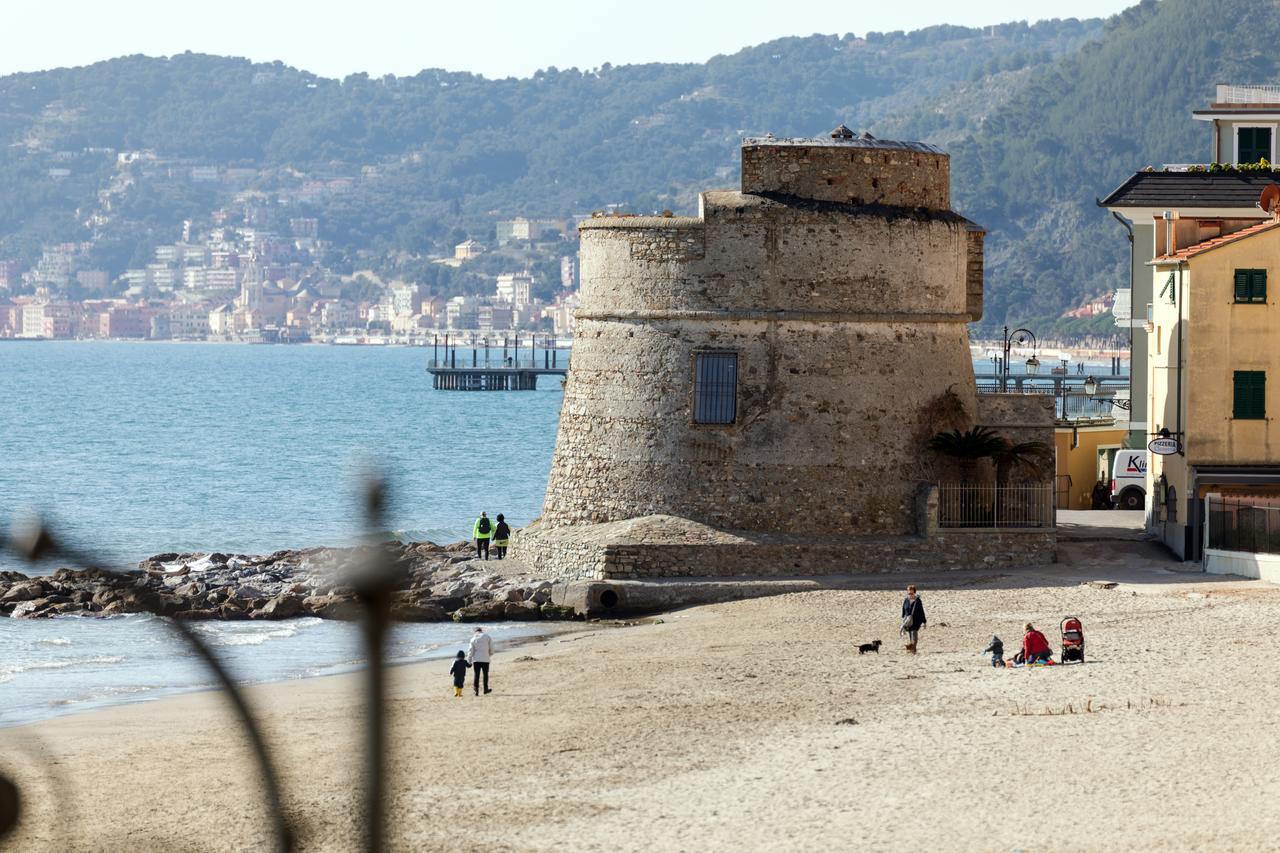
[1216,84,1280,104]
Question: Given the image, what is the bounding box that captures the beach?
[5,537,1280,851]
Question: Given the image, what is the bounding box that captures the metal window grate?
[694,352,738,425]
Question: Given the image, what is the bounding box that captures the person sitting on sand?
[1021,623,1052,664]
[449,651,470,698]
[901,585,926,654]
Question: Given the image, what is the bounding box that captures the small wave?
[1,655,125,676]
[36,637,72,647]
[197,621,309,647]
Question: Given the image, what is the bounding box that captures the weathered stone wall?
[966,228,984,322]
[547,187,983,535]
[543,316,977,533]
[514,516,1055,582]
[740,140,949,208]
[977,393,1057,462]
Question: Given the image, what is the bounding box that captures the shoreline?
[0,616,592,731]
[7,554,1280,850]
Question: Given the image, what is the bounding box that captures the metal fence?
[938,483,1056,529]
[1206,495,1280,554]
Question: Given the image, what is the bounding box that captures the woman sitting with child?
[1021,623,1053,664]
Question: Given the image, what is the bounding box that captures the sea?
[0,340,1126,726]
[0,341,565,726]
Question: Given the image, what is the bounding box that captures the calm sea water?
[0,341,565,724]
[0,341,564,568]
[0,341,1123,724]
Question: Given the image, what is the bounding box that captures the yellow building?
[1149,214,1280,558]
[1054,423,1130,510]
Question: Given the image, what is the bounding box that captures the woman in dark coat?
[901,584,926,654]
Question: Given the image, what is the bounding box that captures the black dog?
[857,640,882,655]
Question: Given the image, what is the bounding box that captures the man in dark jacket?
[901,584,926,654]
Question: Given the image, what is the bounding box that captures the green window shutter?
[1233,269,1267,303]
[1234,371,1267,419]
[1236,269,1251,301]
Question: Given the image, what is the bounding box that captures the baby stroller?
[1060,616,1085,664]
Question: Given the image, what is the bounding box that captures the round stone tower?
[523,131,989,577]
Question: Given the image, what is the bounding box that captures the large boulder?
[503,601,542,619]
[540,604,577,621]
[253,594,304,620]
[2,582,47,603]
[451,601,507,622]
[303,595,362,621]
[11,598,53,618]
[390,602,448,622]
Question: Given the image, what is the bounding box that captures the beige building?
[1147,210,1280,558]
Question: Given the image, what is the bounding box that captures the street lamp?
[1083,376,1098,397]
[1001,325,1039,391]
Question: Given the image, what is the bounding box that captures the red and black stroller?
[1060,616,1085,664]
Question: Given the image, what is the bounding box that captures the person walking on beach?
[469,627,493,695]
[473,511,493,560]
[492,513,511,560]
[449,650,470,698]
[901,584,926,654]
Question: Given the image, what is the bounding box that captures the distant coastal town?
[0,158,582,345]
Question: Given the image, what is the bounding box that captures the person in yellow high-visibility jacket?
[472,511,493,560]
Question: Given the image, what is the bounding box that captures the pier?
[426,334,568,390]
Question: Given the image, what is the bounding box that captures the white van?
[1110,449,1147,510]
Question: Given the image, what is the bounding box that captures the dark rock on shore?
[0,541,579,623]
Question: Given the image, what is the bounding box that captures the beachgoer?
[1021,622,1052,664]
[473,511,492,560]
[1091,478,1111,510]
[492,513,511,560]
[449,650,470,698]
[983,635,1005,668]
[468,627,493,695]
[901,585,926,654]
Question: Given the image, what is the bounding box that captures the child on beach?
[449,651,470,698]
[983,636,1004,668]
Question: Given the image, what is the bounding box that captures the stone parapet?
[513,514,1055,581]
[740,139,949,209]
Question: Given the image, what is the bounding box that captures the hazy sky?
[4,1,1138,80]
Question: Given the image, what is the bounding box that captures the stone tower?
[519,130,995,580]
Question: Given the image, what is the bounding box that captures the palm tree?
[989,439,1054,488]
[927,426,1007,483]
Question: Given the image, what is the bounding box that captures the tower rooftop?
[742,135,943,155]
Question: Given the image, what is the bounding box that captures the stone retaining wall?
[513,515,1054,582]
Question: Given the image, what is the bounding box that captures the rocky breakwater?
[0,541,577,622]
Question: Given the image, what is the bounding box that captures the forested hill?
[0,3,1253,337]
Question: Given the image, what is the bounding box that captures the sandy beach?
[5,537,1280,851]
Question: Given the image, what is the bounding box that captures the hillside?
[0,14,1144,335]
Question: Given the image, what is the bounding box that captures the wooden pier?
[426,334,568,391]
